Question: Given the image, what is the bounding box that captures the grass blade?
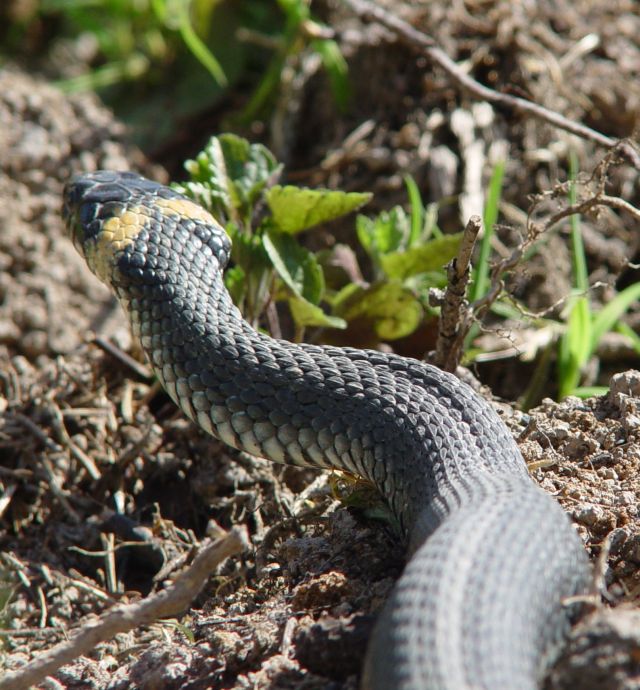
[615,321,640,355]
[177,4,227,86]
[558,295,592,399]
[404,174,424,248]
[470,159,504,302]
[591,283,640,354]
[568,151,588,292]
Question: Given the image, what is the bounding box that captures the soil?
[1,2,640,689]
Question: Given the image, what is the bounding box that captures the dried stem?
[433,215,481,371]
[0,527,248,690]
[343,0,639,166]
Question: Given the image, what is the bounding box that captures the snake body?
[63,170,591,690]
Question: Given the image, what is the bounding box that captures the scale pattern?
[63,171,591,690]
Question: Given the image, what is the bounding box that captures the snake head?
[63,170,232,290]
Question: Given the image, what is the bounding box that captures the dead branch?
[0,527,248,690]
[433,215,481,371]
[343,0,640,167]
[470,185,640,325]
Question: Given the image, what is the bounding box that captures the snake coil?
[63,170,590,690]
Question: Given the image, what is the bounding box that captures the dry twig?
[469,183,640,326]
[343,0,640,166]
[433,215,482,371]
[0,527,248,690]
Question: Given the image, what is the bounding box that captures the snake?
[63,170,591,690]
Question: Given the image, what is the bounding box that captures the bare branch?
[433,215,481,372]
[343,0,640,167]
[470,186,640,324]
[0,527,248,690]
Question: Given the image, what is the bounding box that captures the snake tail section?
[63,170,591,690]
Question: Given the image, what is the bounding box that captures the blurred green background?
[0,0,347,171]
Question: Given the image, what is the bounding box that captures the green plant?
[557,153,640,398]
[470,159,505,303]
[35,0,228,92]
[341,181,461,341]
[0,565,16,650]
[176,133,370,338]
[240,0,349,121]
[1,1,349,152]
[176,137,462,346]
[460,159,507,358]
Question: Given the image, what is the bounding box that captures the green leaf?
[558,296,592,398]
[356,207,409,258]
[615,321,640,356]
[312,38,350,110]
[404,174,424,248]
[471,159,505,302]
[176,2,227,86]
[568,151,589,293]
[591,282,640,355]
[423,202,443,240]
[225,222,273,320]
[263,228,324,304]
[380,233,462,280]
[224,265,246,306]
[267,185,371,234]
[277,0,310,23]
[177,133,281,224]
[572,386,609,399]
[404,271,449,304]
[335,282,423,340]
[228,223,270,273]
[569,297,593,366]
[289,296,347,330]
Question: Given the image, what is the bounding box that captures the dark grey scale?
[234,342,260,363]
[157,243,172,260]
[239,386,268,406]
[213,362,237,381]
[220,343,239,359]
[155,184,183,200]
[205,387,226,405]
[132,241,149,265]
[199,333,221,355]
[167,328,183,347]
[97,201,127,219]
[180,218,197,233]
[151,317,164,336]
[168,350,188,377]
[218,379,241,397]
[245,404,265,421]
[187,254,206,279]
[274,390,299,417]
[180,239,198,263]
[198,370,218,388]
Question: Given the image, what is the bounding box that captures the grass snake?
[63,170,591,690]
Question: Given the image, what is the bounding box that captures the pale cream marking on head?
[85,206,147,283]
[156,198,217,225]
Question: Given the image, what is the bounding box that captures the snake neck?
[115,244,532,546]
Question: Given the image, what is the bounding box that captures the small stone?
[572,505,604,526]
